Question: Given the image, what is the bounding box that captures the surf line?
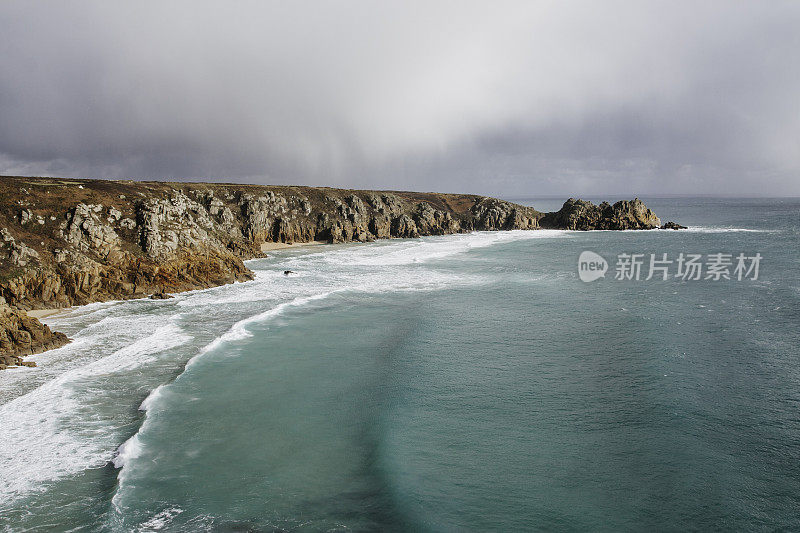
[110,291,338,510]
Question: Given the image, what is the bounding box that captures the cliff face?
[0,299,69,369]
[0,177,542,311]
[0,176,671,368]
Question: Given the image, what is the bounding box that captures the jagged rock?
[19,209,33,225]
[208,197,225,216]
[661,221,687,230]
[369,214,392,238]
[137,193,218,259]
[392,214,419,238]
[65,203,121,258]
[471,198,539,231]
[413,202,462,235]
[119,218,136,229]
[0,306,69,367]
[540,198,661,230]
[346,194,367,214]
[381,194,403,216]
[2,227,40,267]
[149,292,174,300]
[328,220,346,243]
[241,193,288,242]
[10,241,39,267]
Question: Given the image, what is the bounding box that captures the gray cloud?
[1,0,798,196]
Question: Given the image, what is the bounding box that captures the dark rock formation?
[661,221,687,230]
[0,300,69,369]
[149,292,174,300]
[539,198,661,230]
[471,198,539,231]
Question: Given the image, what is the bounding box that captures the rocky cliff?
[0,176,672,367]
[0,298,68,369]
[539,197,662,230]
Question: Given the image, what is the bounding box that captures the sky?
[0,1,798,197]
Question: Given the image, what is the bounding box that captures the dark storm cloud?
[1,1,798,195]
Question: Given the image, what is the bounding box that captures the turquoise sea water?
[1,198,799,531]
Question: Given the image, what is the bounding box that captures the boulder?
[661,221,687,230]
[149,292,174,300]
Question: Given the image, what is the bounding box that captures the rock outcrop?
[0,175,673,366]
[661,221,687,230]
[0,300,69,369]
[539,198,661,230]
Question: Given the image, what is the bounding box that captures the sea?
[1,197,798,532]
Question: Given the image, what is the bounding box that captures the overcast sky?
[1,1,798,196]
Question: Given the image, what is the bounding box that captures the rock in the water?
[149,292,174,300]
[540,198,662,230]
[661,221,687,230]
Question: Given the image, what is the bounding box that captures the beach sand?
[260,241,327,252]
[27,308,68,320]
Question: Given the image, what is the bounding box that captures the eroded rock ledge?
[0,299,69,369]
[0,176,673,367]
[539,198,662,230]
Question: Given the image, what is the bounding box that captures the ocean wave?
[683,226,773,233]
[313,230,569,266]
[0,320,191,501]
[135,507,185,531]
[112,433,144,469]
[11,231,551,507]
[139,384,166,412]
[184,292,335,370]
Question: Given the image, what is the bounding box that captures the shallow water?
[1,198,799,531]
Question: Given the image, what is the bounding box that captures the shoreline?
[26,308,70,320]
[260,240,328,252]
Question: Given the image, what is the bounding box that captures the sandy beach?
[260,241,328,252]
[26,308,68,320]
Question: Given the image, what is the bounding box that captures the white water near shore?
[0,230,569,506]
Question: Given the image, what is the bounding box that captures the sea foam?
[3,229,545,504]
[0,319,191,500]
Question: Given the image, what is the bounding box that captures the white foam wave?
[6,230,551,505]
[0,320,191,500]
[112,433,144,469]
[136,507,185,531]
[683,226,772,233]
[185,292,334,369]
[314,230,568,266]
[139,384,165,412]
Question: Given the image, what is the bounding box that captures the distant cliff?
[0,175,669,367]
[539,197,662,230]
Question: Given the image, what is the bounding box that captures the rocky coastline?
[0,176,674,368]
